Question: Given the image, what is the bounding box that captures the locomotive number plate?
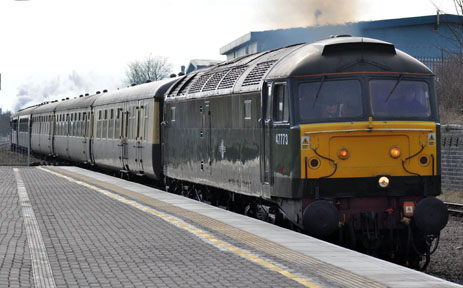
[275,133,288,145]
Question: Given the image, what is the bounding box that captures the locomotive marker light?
[337,147,349,160]
[389,146,401,159]
[378,176,390,188]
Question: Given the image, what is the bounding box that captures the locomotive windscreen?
[370,80,431,118]
[297,79,363,123]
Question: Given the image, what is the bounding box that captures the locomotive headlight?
[378,176,390,188]
[390,147,401,159]
[337,148,349,160]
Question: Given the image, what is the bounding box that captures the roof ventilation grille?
[242,60,277,87]
[218,66,247,90]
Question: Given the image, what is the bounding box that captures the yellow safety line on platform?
[38,167,321,288]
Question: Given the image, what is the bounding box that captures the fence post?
[27,118,31,167]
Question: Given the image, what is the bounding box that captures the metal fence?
[416,56,447,72]
[441,124,463,191]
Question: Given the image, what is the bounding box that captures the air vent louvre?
[242,60,277,86]
[218,66,247,89]
[202,70,229,92]
[189,73,213,94]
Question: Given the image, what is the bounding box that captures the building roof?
[220,14,463,57]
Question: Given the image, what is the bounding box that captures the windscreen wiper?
[384,74,403,103]
[312,76,326,107]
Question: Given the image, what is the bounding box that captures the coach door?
[136,100,145,173]
[120,105,129,170]
[126,102,141,173]
[82,112,89,163]
[261,82,273,198]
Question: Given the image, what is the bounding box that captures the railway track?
[445,202,463,217]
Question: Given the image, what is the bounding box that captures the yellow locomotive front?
[295,74,448,267]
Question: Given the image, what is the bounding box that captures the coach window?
[244,100,252,120]
[97,110,102,139]
[71,113,75,136]
[82,112,87,137]
[144,104,149,141]
[59,115,62,135]
[109,109,114,139]
[273,84,289,122]
[66,114,70,136]
[103,110,108,139]
[115,108,121,138]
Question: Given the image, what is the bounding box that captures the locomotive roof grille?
[202,69,230,92]
[217,66,247,90]
[242,60,277,87]
[188,73,214,94]
[322,42,396,56]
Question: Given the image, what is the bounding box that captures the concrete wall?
[441,124,463,191]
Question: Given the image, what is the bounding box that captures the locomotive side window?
[273,84,289,122]
[369,80,431,118]
[244,100,252,120]
[171,107,176,122]
[298,80,362,123]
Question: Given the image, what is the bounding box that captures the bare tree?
[125,55,172,85]
[435,1,463,123]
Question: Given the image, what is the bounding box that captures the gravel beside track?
[427,216,463,285]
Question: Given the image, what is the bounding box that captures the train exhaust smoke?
[255,0,362,29]
[13,71,120,112]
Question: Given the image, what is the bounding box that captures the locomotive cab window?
[273,84,289,122]
[369,80,431,118]
[297,79,362,123]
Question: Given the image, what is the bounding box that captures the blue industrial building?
[220,14,463,70]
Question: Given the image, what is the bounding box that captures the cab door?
[202,100,212,175]
[261,82,273,198]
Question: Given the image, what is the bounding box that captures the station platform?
[0,166,461,288]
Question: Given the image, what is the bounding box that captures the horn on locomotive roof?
[96,91,101,94]
[103,89,108,93]
[330,34,352,38]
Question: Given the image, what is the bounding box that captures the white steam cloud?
[13,71,122,112]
